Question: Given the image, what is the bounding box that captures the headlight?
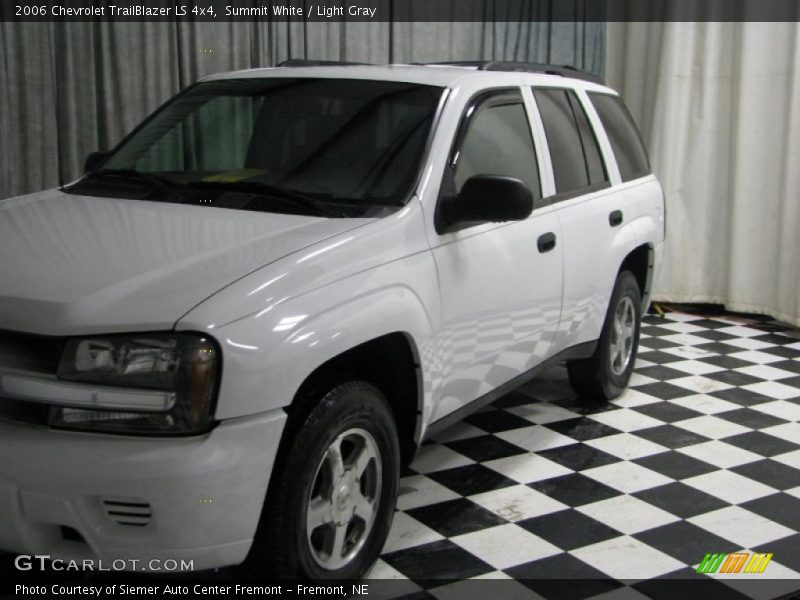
[53,333,219,435]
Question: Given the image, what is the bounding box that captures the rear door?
[530,86,636,351]
[429,88,563,422]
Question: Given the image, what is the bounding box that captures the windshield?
[68,78,444,216]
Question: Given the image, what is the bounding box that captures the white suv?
[0,61,664,580]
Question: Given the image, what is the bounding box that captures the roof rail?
[427,61,604,84]
[276,59,371,67]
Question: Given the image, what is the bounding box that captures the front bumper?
[0,409,286,572]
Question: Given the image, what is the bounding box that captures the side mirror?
[83,151,108,173]
[436,175,533,233]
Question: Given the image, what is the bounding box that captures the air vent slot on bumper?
[102,498,153,527]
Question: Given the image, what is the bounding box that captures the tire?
[567,271,642,402]
[240,381,400,581]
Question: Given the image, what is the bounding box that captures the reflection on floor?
[369,309,800,599]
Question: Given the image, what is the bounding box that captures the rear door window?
[533,88,608,198]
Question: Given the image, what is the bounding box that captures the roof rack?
[426,61,604,84]
[276,59,371,67]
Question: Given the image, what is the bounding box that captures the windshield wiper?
[185,180,346,218]
[74,169,181,201]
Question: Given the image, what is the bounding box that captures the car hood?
[0,190,373,336]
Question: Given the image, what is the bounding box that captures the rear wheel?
[568,271,642,401]
[241,381,399,580]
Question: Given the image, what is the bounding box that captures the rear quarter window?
[589,93,651,182]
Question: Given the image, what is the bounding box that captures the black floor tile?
[692,329,739,342]
[752,333,799,346]
[639,337,682,351]
[537,443,621,471]
[633,452,718,480]
[634,520,741,565]
[543,418,622,442]
[445,435,527,462]
[752,533,800,572]
[635,365,691,381]
[382,539,494,584]
[741,493,800,530]
[633,572,754,600]
[633,382,696,400]
[517,509,621,551]
[506,554,623,600]
[637,350,686,365]
[761,345,800,360]
[528,473,623,507]
[768,359,800,375]
[633,401,704,423]
[464,408,532,433]
[704,369,762,387]
[710,387,776,406]
[694,342,743,355]
[701,355,758,370]
[635,424,711,449]
[405,498,507,538]
[427,464,517,497]
[724,431,800,457]
[633,482,728,518]
[714,407,789,430]
[731,460,800,490]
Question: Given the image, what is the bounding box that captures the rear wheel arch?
[619,243,654,311]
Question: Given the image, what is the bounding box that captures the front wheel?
[568,270,642,402]
[241,381,400,580]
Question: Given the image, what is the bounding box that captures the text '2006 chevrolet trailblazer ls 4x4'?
[0,61,664,579]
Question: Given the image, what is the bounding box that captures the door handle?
[609,210,623,227]
[537,232,557,253]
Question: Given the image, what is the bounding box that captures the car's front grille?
[0,329,65,425]
[0,329,64,375]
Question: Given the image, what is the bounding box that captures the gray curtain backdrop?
[0,20,604,200]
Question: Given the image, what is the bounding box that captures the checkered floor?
[368,309,800,599]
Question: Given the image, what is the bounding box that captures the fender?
[181,254,440,421]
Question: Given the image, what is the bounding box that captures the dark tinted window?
[82,78,443,209]
[589,93,650,181]
[453,94,540,200]
[533,88,607,195]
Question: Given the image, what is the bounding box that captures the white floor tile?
[677,440,763,469]
[451,523,561,570]
[587,408,665,432]
[571,535,685,580]
[396,474,461,511]
[751,399,800,419]
[683,470,777,504]
[666,360,726,376]
[688,506,795,547]
[577,495,680,534]
[734,364,797,381]
[669,375,732,394]
[409,445,475,474]
[761,422,800,443]
[585,433,669,460]
[496,424,576,452]
[469,484,568,522]
[583,462,673,494]
[773,449,800,470]
[729,350,783,365]
[484,453,572,484]
[507,402,581,424]
[382,512,444,553]
[669,394,741,415]
[674,415,750,439]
